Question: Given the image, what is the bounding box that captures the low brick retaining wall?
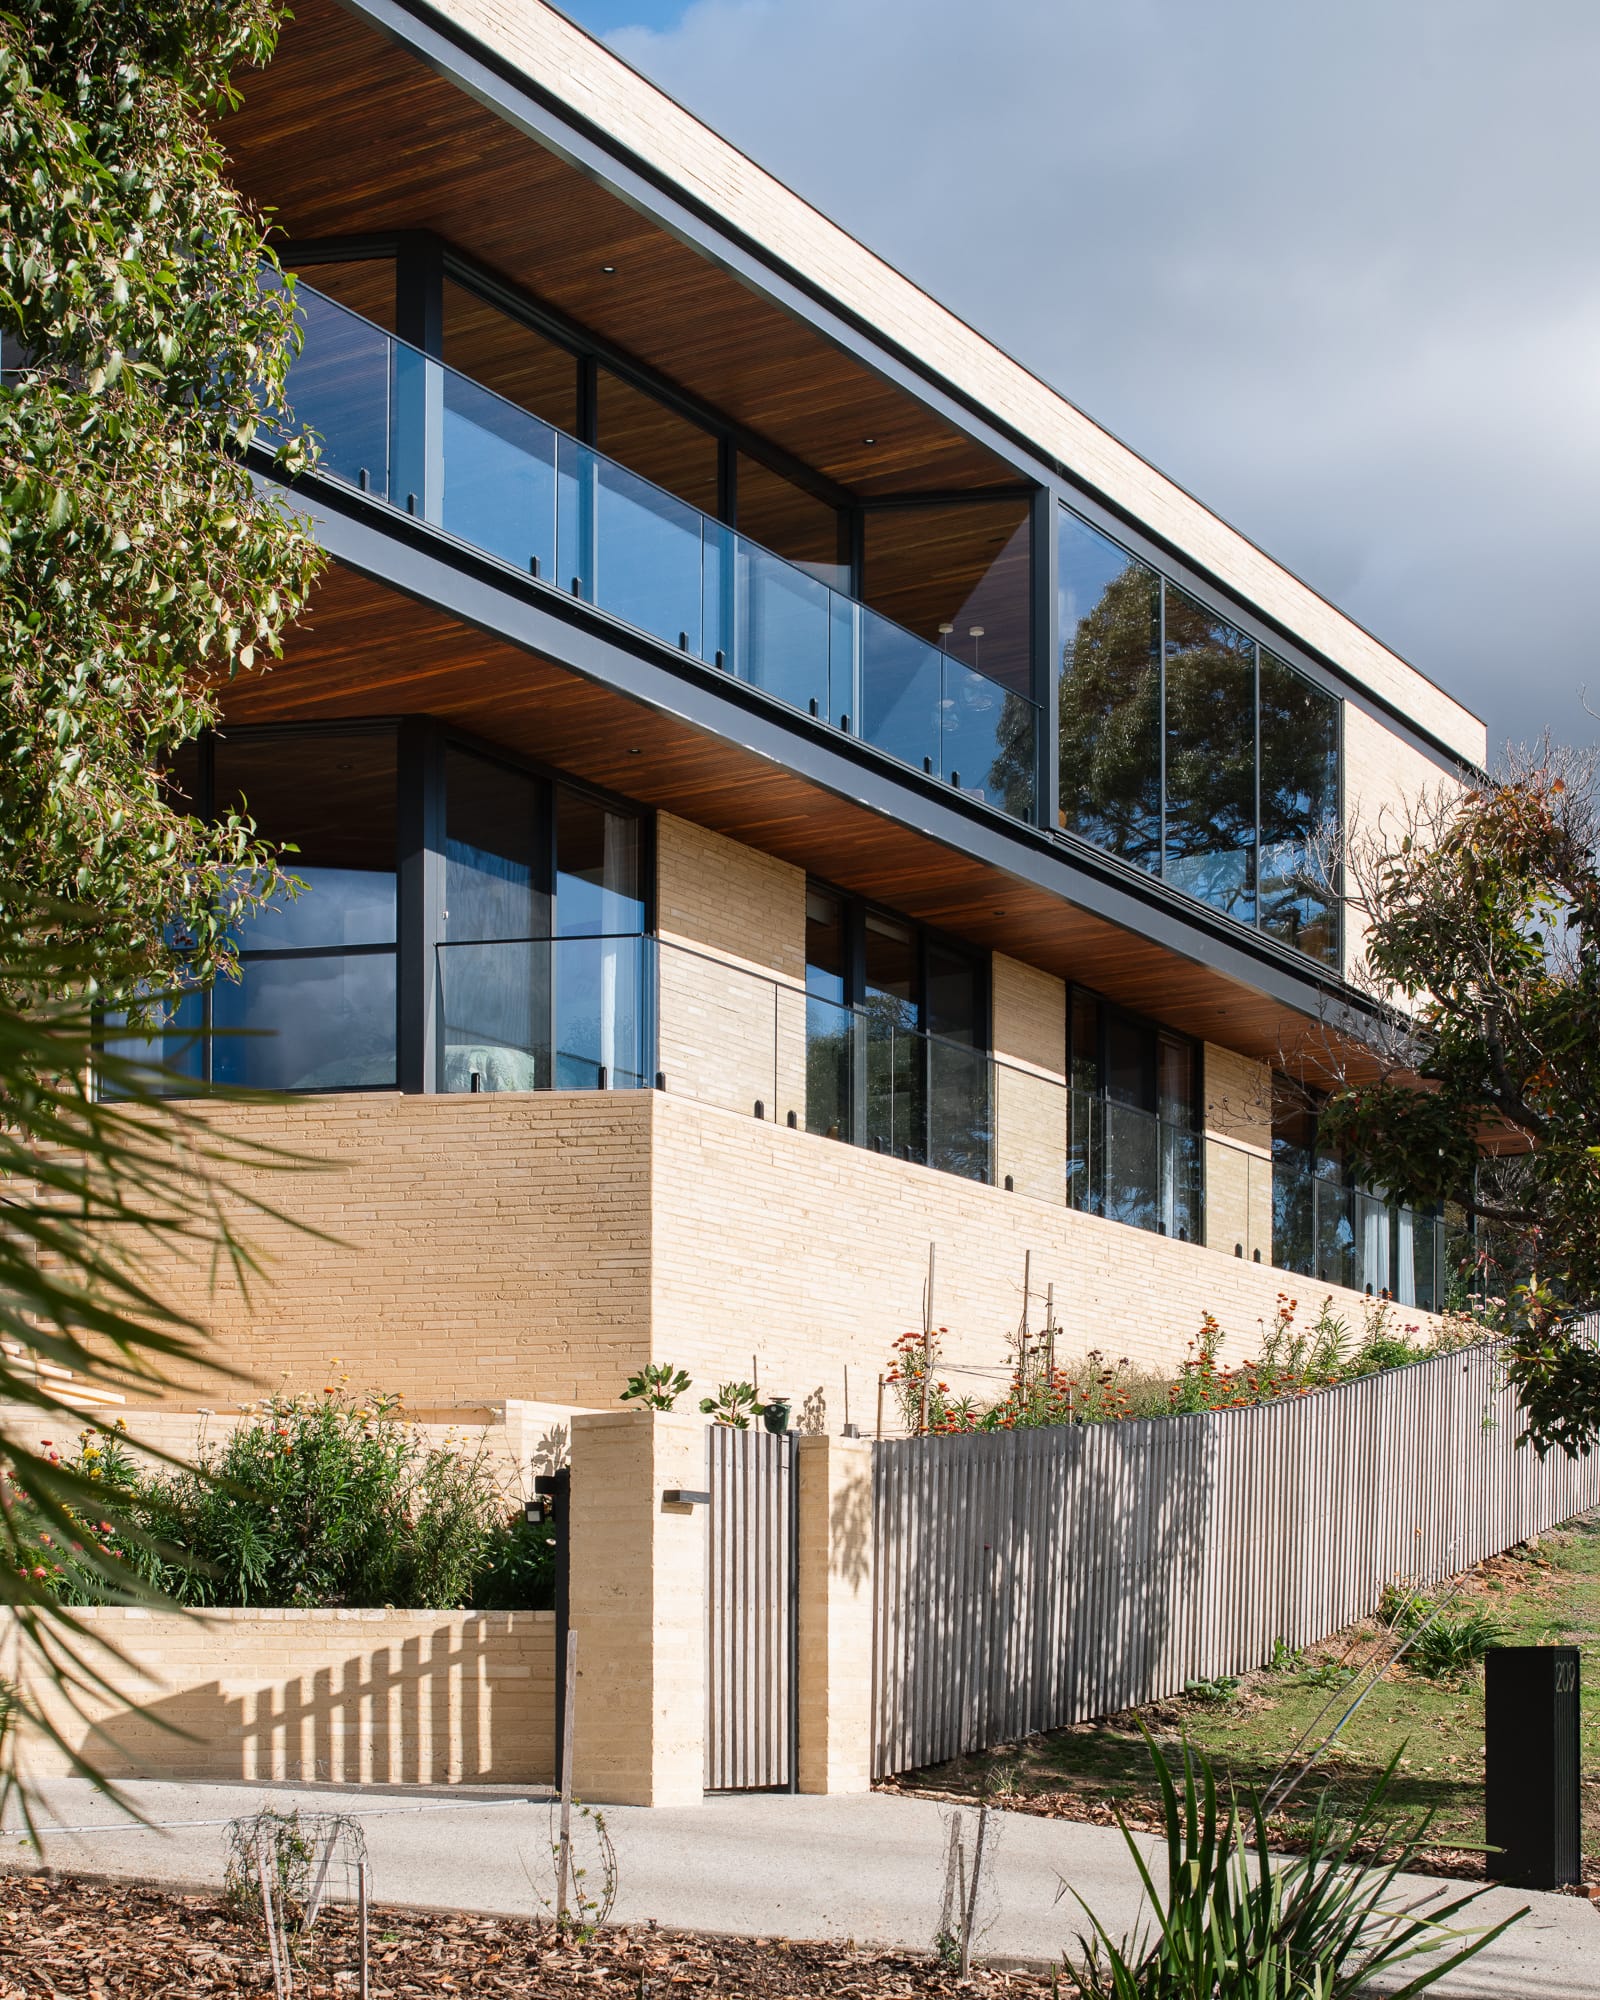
[7,1607,556,1787]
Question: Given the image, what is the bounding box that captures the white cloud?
[609,0,1600,758]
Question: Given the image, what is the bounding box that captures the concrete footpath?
[4,1777,1596,1997]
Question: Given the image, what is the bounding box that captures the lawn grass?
[891,1509,1600,1874]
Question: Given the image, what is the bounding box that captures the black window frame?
[1057,502,1345,970]
[804,879,992,1176]
[122,717,655,1098]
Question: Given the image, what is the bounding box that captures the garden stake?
[1045,1281,1057,1386]
[961,1801,990,1980]
[920,1242,935,1434]
[357,1858,369,2000]
[557,1628,579,1921]
[255,1839,290,2000]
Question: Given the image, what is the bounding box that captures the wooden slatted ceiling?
[226,0,1015,501]
[217,560,1358,1075]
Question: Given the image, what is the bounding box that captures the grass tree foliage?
[0,0,318,1821]
[1323,753,1600,1456]
[1065,1735,1518,1999]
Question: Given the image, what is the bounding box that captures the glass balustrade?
[436,935,655,1093]
[284,282,1037,821]
[803,992,993,1182]
[1066,1087,1203,1243]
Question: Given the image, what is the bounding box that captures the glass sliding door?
[211,730,400,1091]
[441,749,548,1092]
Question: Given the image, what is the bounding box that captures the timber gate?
[705,1426,797,1791]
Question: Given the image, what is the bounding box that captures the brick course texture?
[6,1608,555,1786]
[104,1090,1423,1422]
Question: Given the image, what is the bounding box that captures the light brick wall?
[90,1080,1431,1429]
[0,1401,584,1497]
[7,1608,554,1786]
[568,1409,707,1806]
[655,812,807,1125]
[796,1433,874,1794]
[107,1093,654,1410]
[648,1093,1431,1424]
[1342,705,1464,984]
[992,954,1068,1203]
[1203,1044,1274,1262]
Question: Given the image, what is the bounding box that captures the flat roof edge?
[352,0,1486,768]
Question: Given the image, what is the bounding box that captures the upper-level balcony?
[281,281,1039,827]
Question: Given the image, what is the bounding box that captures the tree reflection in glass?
[1162,586,1257,921]
[1057,512,1161,873]
[1259,651,1340,963]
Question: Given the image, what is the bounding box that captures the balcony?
[280,283,1038,824]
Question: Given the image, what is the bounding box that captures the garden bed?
[0,1873,1049,1998]
[886,1511,1600,1882]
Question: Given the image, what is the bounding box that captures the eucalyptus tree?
[0,0,319,1819]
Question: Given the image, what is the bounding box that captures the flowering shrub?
[7,1391,553,1611]
[885,1294,1487,1435]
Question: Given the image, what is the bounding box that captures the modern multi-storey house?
[134,0,1485,1420]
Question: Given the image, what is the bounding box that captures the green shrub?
[1405,1610,1507,1683]
[16,1395,554,1611]
[1063,1732,1519,1998]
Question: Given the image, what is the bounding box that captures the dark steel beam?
[262,461,1378,1032]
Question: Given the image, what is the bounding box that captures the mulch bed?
[0,1872,1056,1998]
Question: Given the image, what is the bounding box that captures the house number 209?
[1555,1660,1577,1694]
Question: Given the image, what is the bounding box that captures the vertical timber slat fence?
[706,1426,796,1792]
[871,1339,1600,1779]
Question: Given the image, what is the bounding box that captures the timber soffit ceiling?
[223,0,1019,500]
[226,556,1378,1081]
[355,0,1483,765]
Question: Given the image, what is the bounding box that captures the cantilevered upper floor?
[208,0,1484,1059]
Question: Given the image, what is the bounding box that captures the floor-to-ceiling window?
[436,743,650,1093]
[1067,988,1202,1242]
[804,886,990,1180]
[1058,505,1341,965]
[1271,1082,1443,1307]
[108,724,650,1098]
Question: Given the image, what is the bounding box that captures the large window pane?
[293,259,396,332]
[595,370,718,515]
[211,730,398,1091]
[213,949,397,1091]
[862,500,1031,698]
[1162,586,1257,922]
[805,890,853,1138]
[556,789,645,937]
[736,454,847,591]
[214,731,397,952]
[1058,510,1161,872]
[442,278,578,433]
[445,749,546,943]
[1259,651,1340,964]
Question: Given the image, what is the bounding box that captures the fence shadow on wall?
[54,1614,552,1788]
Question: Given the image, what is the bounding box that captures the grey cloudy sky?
[559,0,1600,764]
